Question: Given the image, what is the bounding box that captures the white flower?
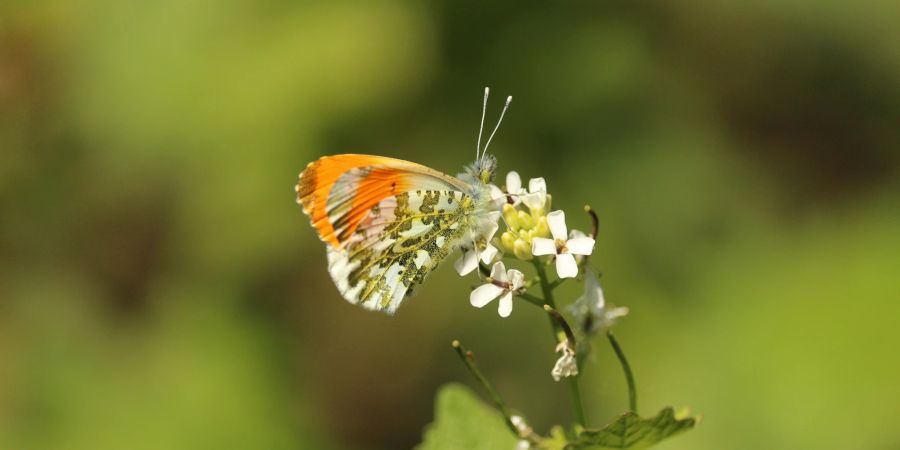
[531,211,595,278]
[515,440,531,450]
[470,261,524,318]
[506,171,547,212]
[455,211,501,276]
[568,270,628,334]
[551,340,578,381]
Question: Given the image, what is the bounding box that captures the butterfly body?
[296,154,500,314]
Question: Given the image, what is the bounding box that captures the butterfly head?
[472,153,497,184]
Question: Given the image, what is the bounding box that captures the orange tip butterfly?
[295,88,512,314]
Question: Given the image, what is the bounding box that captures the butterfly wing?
[326,189,474,313]
[296,154,475,314]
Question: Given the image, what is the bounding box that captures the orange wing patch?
[296,154,465,249]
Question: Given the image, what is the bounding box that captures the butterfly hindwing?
[326,190,473,313]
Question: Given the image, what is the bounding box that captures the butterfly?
[295,88,512,314]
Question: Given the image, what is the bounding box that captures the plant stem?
[532,259,587,427]
[516,291,544,307]
[543,304,577,347]
[451,340,519,436]
[606,331,637,413]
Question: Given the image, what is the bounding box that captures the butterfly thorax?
[454,155,502,251]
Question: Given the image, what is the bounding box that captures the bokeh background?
[2,0,898,449]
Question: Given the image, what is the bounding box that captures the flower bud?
[513,239,533,260]
[516,210,535,230]
[503,204,520,230]
[533,216,550,239]
[500,231,517,252]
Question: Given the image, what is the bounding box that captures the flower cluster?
[499,172,550,260]
[455,168,631,386]
[462,170,599,318]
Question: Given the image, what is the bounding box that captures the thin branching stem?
[549,277,568,290]
[584,205,599,239]
[451,340,519,436]
[543,304,577,347]
[516,291,544,307]
[606,331,638,413]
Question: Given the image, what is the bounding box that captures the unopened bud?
[503,204,520,230]
[534,216,550,238]
[501,231,517,252]
[517,210,535,230]
[513,239,533,260]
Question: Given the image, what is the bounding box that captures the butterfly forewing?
[296,154,479,314]
[297,154,469,249]
[326,190,473,313]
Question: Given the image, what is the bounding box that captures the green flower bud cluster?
[499,195,552,260]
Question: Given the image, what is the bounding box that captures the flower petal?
[565,237,595,255]
[506,171,522,193]
[607,306,629,320]
[490,261,508,283]
[498,291,513,317]
[483,212,501,241]
[531,237,557,256]
[508,269,525,290]
[569,229,587,240]
[583,270,605,311]
[555,253,578,278]
[480,244,498,264]
[488,184,504,200]
[487,184,506,208]
[528,177,546,195]
[454,249,478,276]
[521,192,546,212]
[470,284,503,308]
[546,210,567,240]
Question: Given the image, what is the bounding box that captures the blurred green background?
[1,0,898,449]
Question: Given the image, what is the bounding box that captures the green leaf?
[416,383,520,450]
[537,425,573,450]
[568,407,696,449]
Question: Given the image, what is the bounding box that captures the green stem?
[532,259,587,427]
[516,291,544,307]
[606,331,638,413]
[452,340,519,436]
[543,304,577,346]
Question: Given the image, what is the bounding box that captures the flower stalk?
[451,340,520,435]
[606,331,638,413]
[584,205,599,239]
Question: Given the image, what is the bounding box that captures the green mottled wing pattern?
[326,189,474,314]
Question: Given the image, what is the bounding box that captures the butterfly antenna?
[482,95,512,159]
[476,87,490,160]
